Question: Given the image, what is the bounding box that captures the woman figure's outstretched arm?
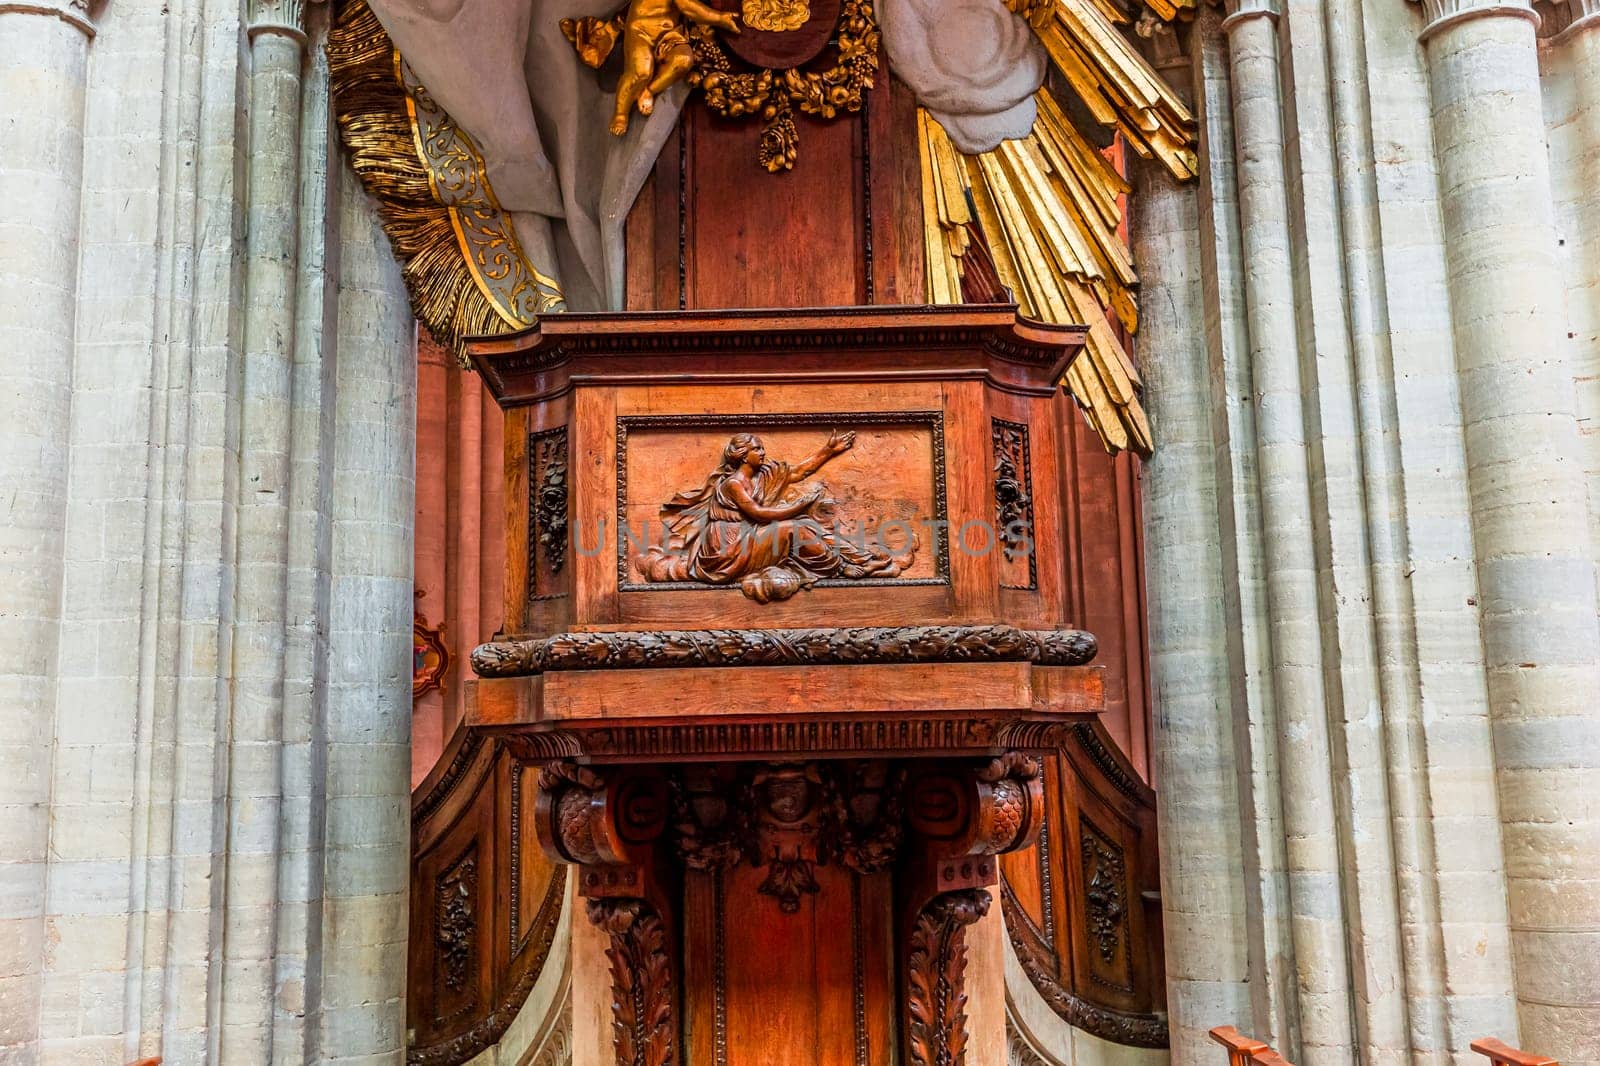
[792,429,855,481]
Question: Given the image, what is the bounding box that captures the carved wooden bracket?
[535,753,1043,1066]
[535,764,681,1066]
[899,754,1045,1066]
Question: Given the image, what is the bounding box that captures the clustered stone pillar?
[1553,2,1600,568]
[1218,2,1355,1062]
[1132,24,1252,1064]
[221,0,309,1059]
[0,0,92,1055]
[1416,0,1600,1060]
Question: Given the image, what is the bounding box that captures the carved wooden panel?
[615,412,948,599]
[684,866,895,1066]
[999,722,1166,1048]
[502,396,575,639]
[991,417,1037,592]
[527,425,569,604]
[1077,816,1133,996]
[624,78,925,312]
[409,731,567,1065]
[435,843,480,1004]
[1057,395,1151,781]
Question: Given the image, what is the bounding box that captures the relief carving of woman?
[636,431,917,602]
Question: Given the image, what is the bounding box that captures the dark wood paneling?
[408,729,566,1065]
[627,78,924,312]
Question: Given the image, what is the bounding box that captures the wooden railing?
[1471,1038,1557,1066]
[1208,1026,1292,1066]
[1208,1028,1558,1066]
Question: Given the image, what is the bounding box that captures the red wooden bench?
[1471,1038,1557,1066]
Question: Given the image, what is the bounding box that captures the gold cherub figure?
[561,0,740,137]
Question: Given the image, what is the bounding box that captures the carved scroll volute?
[534,764,680,1066]
[898,754,1045,1066]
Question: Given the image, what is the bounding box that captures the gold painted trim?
[329,0,564,361]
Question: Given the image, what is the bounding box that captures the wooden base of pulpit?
[465,305,1105,1065]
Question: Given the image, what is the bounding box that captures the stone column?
[221,0,308,1059]
[1132,24,1252,1063]
[1415,1,1600,1060]
[1220,2,1356,1062]
[0,0,92,1055]
[315,163,416,1064]
[1550,2,1600,585]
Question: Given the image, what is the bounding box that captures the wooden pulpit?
[463,303,1107,1065]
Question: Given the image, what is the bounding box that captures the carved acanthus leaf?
[905,889,991,1066]
[587,899,676,1066]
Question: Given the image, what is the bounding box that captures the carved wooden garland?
[436,850,479,993]
[528,427,569,590]
[472,623,1097,677]
[687,0,880,171]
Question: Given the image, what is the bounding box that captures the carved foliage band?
[473,623,1096,677]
